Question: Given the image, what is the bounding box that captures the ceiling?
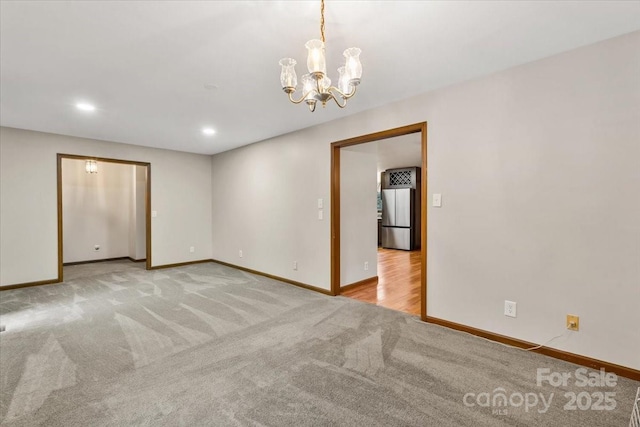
[2,1,639,155]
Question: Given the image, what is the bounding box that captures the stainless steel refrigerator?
[381,188,415,250]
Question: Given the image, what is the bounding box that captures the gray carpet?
[0,261,637,426]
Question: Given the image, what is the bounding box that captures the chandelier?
[85,159,98,174]
[279,0,362,112]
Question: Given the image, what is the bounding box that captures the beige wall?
[0,127,213,285]
[211,32,640,369]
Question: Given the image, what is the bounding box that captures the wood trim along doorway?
[56,153,152,282]
[330,122,428,321]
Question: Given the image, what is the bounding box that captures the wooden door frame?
[57,154,152,281]
[330,122,428,320]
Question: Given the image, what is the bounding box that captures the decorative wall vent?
[389,170,413,187]
[382,167,419,189]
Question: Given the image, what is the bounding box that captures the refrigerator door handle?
[381,189,396,226]
[395,188,413,228]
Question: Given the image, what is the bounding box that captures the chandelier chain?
[320,0,325,43]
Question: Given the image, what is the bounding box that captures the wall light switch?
[152,210,158,218]
[317,198,323,209]
[189,246,195,253]
[433,194,442,207]
[318,210,323,220]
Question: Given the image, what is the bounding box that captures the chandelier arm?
[326,89,348,109]
[287,90,313,104]
[331,95,347,109]
[327,86,346,98]
[343,84,358,99]
[327,84,357,102]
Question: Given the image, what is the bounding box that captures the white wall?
[128,165,136,259]
[210,32,640,369]
[0,127,213,285]
[210,127,331,288]
[62,159,132,263]
[340,144,378,286]
[128,164,147,261]
[134,165,147,260]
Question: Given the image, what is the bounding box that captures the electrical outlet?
[293,261,298,271]
[364,261,369,271]
[239,249,243,258]
[94,245,100,251]
[567,315,579,331]
[504,300,517,318]
[189,246,195,253]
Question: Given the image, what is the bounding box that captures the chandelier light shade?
[85,159,98,174]
[279,0,362,112]
[279,58,298,88]
[305,39,326,75]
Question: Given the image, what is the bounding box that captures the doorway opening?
[331,123,427,320]
[56,154,151,282]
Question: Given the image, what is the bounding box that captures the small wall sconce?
[85,159,98,174]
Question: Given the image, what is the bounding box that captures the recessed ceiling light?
[202,127,216,136]
[76,102,96,112]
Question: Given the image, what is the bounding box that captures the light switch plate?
[317,198,323,209]
[152,210,158,217]
[318,210,323,220]
[433,194,442,207]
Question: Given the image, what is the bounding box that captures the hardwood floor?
[341,248,421,316]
